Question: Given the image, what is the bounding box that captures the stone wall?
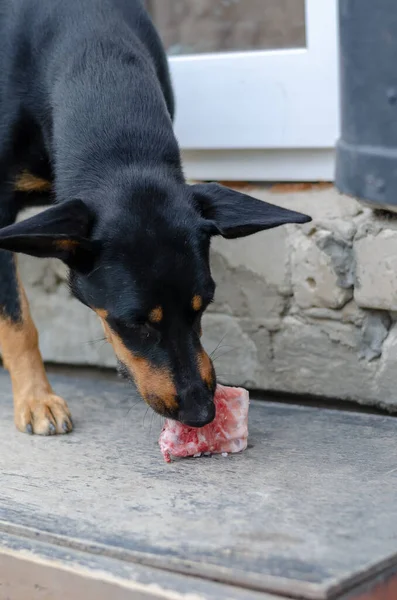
[15,186,397,411]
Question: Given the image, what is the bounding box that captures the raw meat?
[159,384,249,463]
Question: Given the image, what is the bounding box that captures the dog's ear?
[191,182,312,239]
[0,199,99,270]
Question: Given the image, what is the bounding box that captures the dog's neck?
[51,52,182,203]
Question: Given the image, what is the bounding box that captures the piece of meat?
[159,384,249,463]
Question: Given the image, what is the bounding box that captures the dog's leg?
[0,204,73,435]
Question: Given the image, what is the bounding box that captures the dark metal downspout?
[335,0,397,210]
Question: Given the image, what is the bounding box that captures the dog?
[0,0,311,435]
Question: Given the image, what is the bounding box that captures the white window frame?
[169,0,339,181]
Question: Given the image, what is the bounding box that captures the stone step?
[1,369,397,599]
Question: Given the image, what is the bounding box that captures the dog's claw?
[15,393,72,435]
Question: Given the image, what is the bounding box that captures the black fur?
[0,205,21,323]
[0,251,21,323]
[0,0,311,427]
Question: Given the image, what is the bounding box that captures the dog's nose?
[178,401,216,428]
[176,382,216,427]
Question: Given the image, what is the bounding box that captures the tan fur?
[96,310,177,412]
[0,260,72,434]
[14,171,52,193]
[192,295,202,311]
[54,239,80,252]
[197,349,213,387]
[148,306,163,323]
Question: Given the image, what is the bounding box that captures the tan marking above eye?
[192,295,202,312]
[149,306,163,323]
[14,171,52,193]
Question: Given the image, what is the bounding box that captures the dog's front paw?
[14,393,73,435]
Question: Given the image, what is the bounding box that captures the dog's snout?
[177,384,216,428]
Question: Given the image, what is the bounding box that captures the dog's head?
[0,183,310,426]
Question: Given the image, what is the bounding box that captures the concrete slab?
[1,369,397,599]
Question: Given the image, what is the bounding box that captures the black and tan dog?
[0,0,310,435]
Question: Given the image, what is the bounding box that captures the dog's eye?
[110,318,161,344]
[135,322,161,344]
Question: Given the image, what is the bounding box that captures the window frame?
[167,0,340,181]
